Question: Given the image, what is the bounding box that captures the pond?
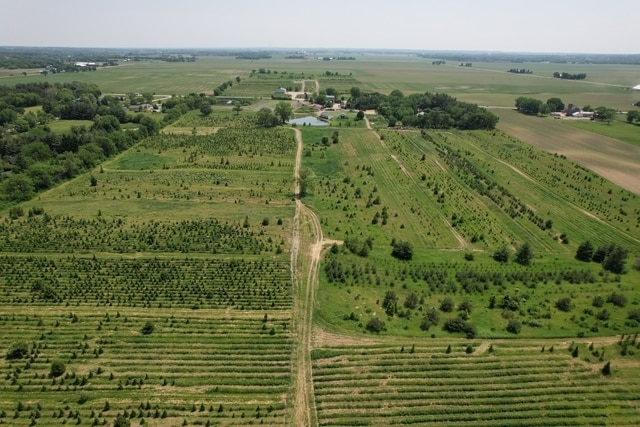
[287,116,329,126]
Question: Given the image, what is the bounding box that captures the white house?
[632,84,640,91]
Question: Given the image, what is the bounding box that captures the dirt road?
[291,127,318,427]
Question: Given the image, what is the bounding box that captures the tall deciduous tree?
[274,101,293,123]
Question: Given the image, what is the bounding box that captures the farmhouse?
[274,87,288,94]
[128,103,153,112]
[633,84,640,91]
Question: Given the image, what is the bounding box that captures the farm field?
[0,110,298,426]
[1,53,640,426]
[494,109,640,194]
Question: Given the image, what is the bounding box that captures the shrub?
[603,245,628,274]
[440,297,454,313]
[50,360,65,378]
[6,342,28,360]
[592,296,604,308]
[506,319,522,334]
[404,292,418,309]
[365,317,385,333]
[576,241,594,262]
[382,291,398,316]
[458,299,473,314]
[601,361,612,376]
[141,321,155,335]
[515,242,533,266]
[443,316,477,338]
[493,246,510,263]
[607,292,627,307]
[113,414,131,427]
[556,297,573,312]
[391,240,413,260]
[8,206,24,220]
[628,309,640,323]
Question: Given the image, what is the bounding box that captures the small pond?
[287,116,329,126]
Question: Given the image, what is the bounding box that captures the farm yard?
[1,51,639,426]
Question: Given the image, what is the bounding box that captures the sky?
[0,0,638,54]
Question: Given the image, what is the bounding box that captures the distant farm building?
[274,87,288,94]
[128,104,153,112]
[633,84,640,91]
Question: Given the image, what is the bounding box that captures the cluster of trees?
[348,88,498,130]
[0,82,166,203]
[576,241,628,274]
[161,92,216,122]
[553,72,587,80]
[515,96,565,115]
[507,68,532,74]
[626,110,640,124]
[255,102,292,127]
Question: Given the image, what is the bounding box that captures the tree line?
[553,72,587,80]
[348,88,499,130]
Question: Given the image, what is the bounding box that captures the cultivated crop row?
[0,216,275,255]
[0,307,291,426]
[312,342,639,426]
[0,255,291,310]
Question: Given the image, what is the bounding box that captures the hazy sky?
[0,0,637,54]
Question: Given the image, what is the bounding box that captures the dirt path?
[291,127,319,427]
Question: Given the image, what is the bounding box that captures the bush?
[603,245,628,274]
[607,292,627,307]
[440,297,454,313]
[8,206,24,220]
[515,242,533,266]
[556,297,573,312]
[628,309,640,323]
[6,342,28,360]
[113,414,131,427]
[443,316,477,338]
[575,241,594,262]
[506,319,522,334]
[365,317,385,333]
[458,299,473,314]
[493,246,510,263]
[50,360,65,378]
[391,240,413,260]
[141,321,155,335]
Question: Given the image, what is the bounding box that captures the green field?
[1,54,639,426]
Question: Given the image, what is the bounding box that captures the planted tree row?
[0,255,292,310]
[312,343,638,426]
[0,308,291,426]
